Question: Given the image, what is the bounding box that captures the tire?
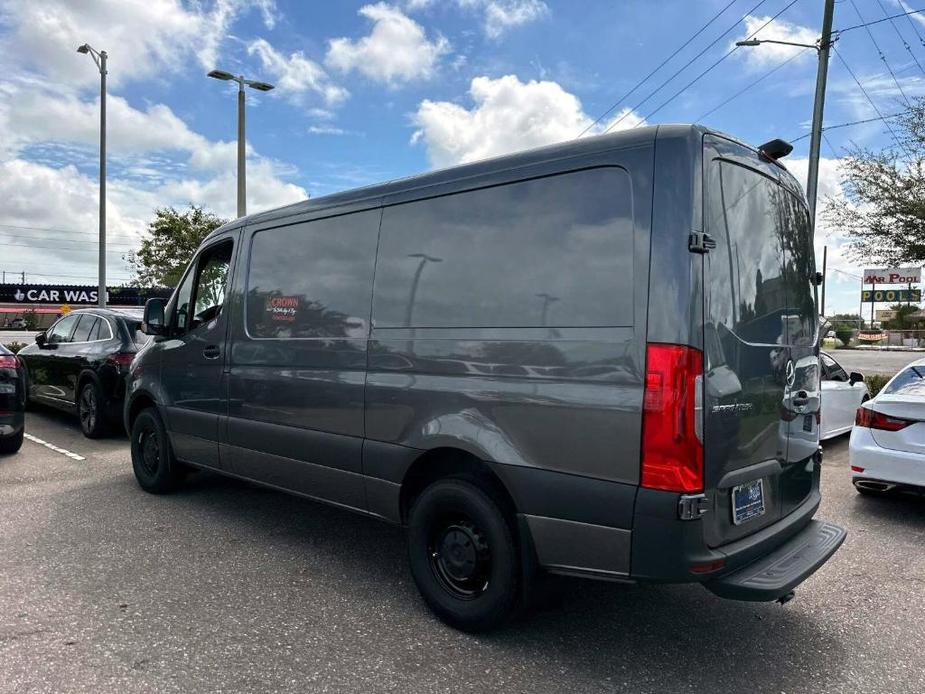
[407,478,520,632]
[0,428,24,454]
[78,380,109,438]
[130,408,184,494]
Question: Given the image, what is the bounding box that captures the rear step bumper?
[704,520,846,602]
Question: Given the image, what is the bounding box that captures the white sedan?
[850,357,925,495]
[820,351,869,440]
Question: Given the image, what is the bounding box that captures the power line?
[695,48,810,122]
[849,0,911,106]
[788,111,909,142]
[901,2,925,49]
[577,0,740,137]
[0,242,135,253]
[831,45,911,155]
[632,0,803,127]
[602,0,774,134]
[877,0,925,76]
[834,6,925,34]
[0,234,136,248]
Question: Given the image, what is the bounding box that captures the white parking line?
[23,433,86,461]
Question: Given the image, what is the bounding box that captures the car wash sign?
[4,285,106,304]
[0,284,171,306]
[863,267,921,284]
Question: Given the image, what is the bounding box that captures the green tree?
[822,100,925,265]
[883,303,922,331]
[127,205,227,288]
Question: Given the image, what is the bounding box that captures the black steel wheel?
[78,381,108,438]
[428,518,492,600]
[130,408,183,494]
[407,478,519,632]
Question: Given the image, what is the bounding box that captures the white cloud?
[248,38,349,106]
[472,0,549,39]
[733,15,817,69]
[326,3,450,86]
[0,0,277,90]
[411,74,644,168]
[404,0,548,38]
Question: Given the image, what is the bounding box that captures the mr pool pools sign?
[863,267,921,285]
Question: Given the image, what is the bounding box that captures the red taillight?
[855,407,912,432]
[0,355,18,369]
[108,352,135,367]
[641,343,704,493]
[851,465,865,473]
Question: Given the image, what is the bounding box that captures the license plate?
[0,383,14,394]
[803,414,813,432]
[732,479,765,526]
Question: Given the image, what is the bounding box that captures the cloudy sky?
[0,0,922,314]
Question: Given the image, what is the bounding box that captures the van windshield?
[706,160,816,348]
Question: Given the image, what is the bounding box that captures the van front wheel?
[407,479,519,632]
[130,408,183,494]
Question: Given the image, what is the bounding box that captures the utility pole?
[805,0,836,223]
[77,43,108,307]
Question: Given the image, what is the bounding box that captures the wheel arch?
[398,447,519,527]
[125,390,160,433]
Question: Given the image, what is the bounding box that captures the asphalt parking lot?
[1,410,924,694]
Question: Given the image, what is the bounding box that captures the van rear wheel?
[407,479,519,632]
[130,408,184,494]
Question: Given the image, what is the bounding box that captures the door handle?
[202,345,221,359]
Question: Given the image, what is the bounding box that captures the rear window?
[372,168,635,329]
[705,160,816,347]
[883,365,925,396]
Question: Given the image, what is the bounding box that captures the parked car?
[820,351,868,439]
[0,342,26,453]
[17,308,147,437]
[850,358,925,495]
[126,125,845,631]
[4,317,28,329]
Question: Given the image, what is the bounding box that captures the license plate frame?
[732,478,765,526]
[0,383,15,395]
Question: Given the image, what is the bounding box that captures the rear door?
[702,136,818,546]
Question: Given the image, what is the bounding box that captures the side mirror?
[35,332,46,348]
[143,298,167,335]
[849,371,864,385]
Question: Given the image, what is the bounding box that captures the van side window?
[372,168,634,329]
[246,210,380,338]
[173,241,233,334]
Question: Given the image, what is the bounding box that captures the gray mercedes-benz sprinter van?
[127,124,845,631]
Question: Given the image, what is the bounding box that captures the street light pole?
[237,80,246,219]
[208,70,275,218]
[77,43,107,307]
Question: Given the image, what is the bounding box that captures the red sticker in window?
[267,296,298,322]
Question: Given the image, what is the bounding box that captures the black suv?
[18,308,148,437]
